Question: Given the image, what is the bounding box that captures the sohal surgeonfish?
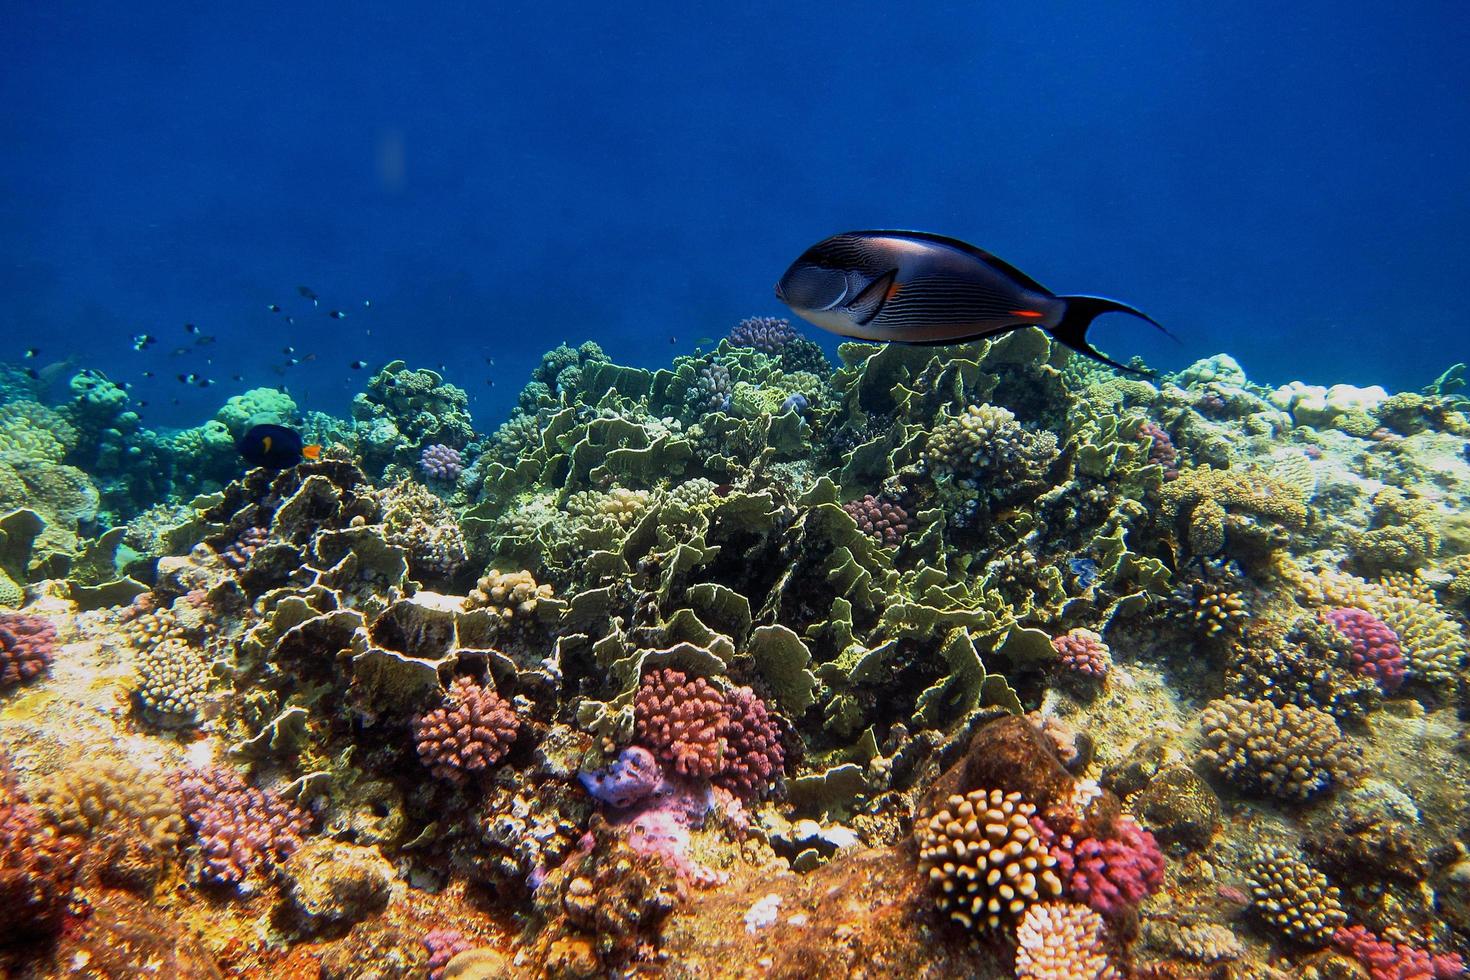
[775,230,1174,374]
[238,423,321,470]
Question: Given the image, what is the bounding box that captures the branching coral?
[841,494,910,546]
[1199,697,1363,800]
[464,568,554,626]
[915,788,1063,931]
[413,676,521,784]
[1051,628,1112,681]
[1325,607,1405,693]
[1014,902,1118,980]
[1048,816,1164,918]
[379,478,467,581]
[713,685,785,799]
[132,637,214,726]
[728,316,798,354]
[634,669,730,779]
[1244,845,1346,947]
[0,762,79,943]
[171,765,309,887]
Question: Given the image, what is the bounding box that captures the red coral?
[1051,628,1111,680]
[1333,925,1465,980]
[413,676,521,784]
[635,669,729,778]
[1325,607,1405,693]
[171,765,310,886]
[0,612,57,689]
[1139,421,1179,480]
[0,766,79,943]
[423,928,474,980]
[714,686,785,799]
[1049,816,1164,918]
[841,494,910,546]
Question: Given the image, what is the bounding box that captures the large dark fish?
[237,423,321,470]
[775,230,1173,373]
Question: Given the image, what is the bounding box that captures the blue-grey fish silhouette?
[775,230,1174,374]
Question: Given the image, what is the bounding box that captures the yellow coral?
[1351,487,1440,571]
[464,569,553,621]
[1160,467,1308,557]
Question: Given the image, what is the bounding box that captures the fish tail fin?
[1050,295,1176,376]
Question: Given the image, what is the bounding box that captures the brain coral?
[0,612,57,689]
[1244,845,1346,947]
[1199,697,1363,800]
[413,676,521,784]
[915,788,1063,931]
[1014,902,1118,980]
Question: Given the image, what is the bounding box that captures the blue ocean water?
[3,2,1468,429]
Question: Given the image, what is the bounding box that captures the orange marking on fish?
[303,444,322,460]
[261,436,273,453]
[1010,309,1044,318]
[886,281,903,300]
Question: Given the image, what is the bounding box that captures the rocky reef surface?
[2,333,1469,978]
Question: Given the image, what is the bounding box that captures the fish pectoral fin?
[845,269,898,325]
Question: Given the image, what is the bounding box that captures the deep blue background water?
[3,2,1468,430]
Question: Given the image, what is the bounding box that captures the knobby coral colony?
[0,332,1468,978]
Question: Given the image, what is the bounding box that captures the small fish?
[176,373,193,383]
[775,230,1175,374]
[285,357,300,367]
[231,373,244,382]
[184,322,200,335]
[195,377,214,388]
[23,348,39,358]
[194,334,216,346]
[302,353,318,363]
[141,371,155,378]
[328,310,346,319]
[363,299,371,308]
[285,316,295,325]
[298,286,319,305]
[267,304,282,313]
[483,356,495,367]
[237,423,321,470]
[138,400,149,408]
[282,346,295,355]
[669,336,676,345]
[132,334,156,350]
[349,360,368,369]
[170,346,189,356]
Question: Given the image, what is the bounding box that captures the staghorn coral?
[1325,606,1406,693]
[1051,628,1112,681]
[841,493,910,546]
[1014,902,1118,980]
[1199,697,1364,800]
[0,611,57,690]
[419,443,464,483]
[413,675,521,785]
[728,315,798,354]
[915,788,1064,931]
[1244,845,1346,947]
[634,668,730,779]
[132,636,215,727]
[171,765,310,887]
[1159,466,1307,557]
[713,685,785,799]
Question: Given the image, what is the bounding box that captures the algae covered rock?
[280,838,394,933]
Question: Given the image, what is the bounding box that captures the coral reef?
[0,611,56,689]
[413,675,521,784]
[0,764,79,945]
[1244,844,1347,947]
[171,765,310,887]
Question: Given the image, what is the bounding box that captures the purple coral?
[1139,420,1179,481]
[715,686,785,799]
[413,676,521,784]
[634,669,730,779]
[0,612,57,690]
[419,443,464,483]
[1325,607,1405,693]
[1333,925,1465,980]
[171,765,310,887]
[1048,816,1164,919]
[728,316,798,354]
[842,494,910,546]
[219,526,269,571]
[423,928,474,980]
[580,745,663,809]
[1051,628,1112,681]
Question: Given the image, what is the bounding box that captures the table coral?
[915,788,1064,931]
[413,675,521,784]
[1014,901,1118,979]
[0,611,56,689]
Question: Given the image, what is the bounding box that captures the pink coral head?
[1050,816,1164,918]
[1051,628,1112,681]
[1324,607,1405,693]
[0,613,58,689]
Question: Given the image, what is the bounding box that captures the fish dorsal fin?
[846,269,898,325]
[850,230,1054,296]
